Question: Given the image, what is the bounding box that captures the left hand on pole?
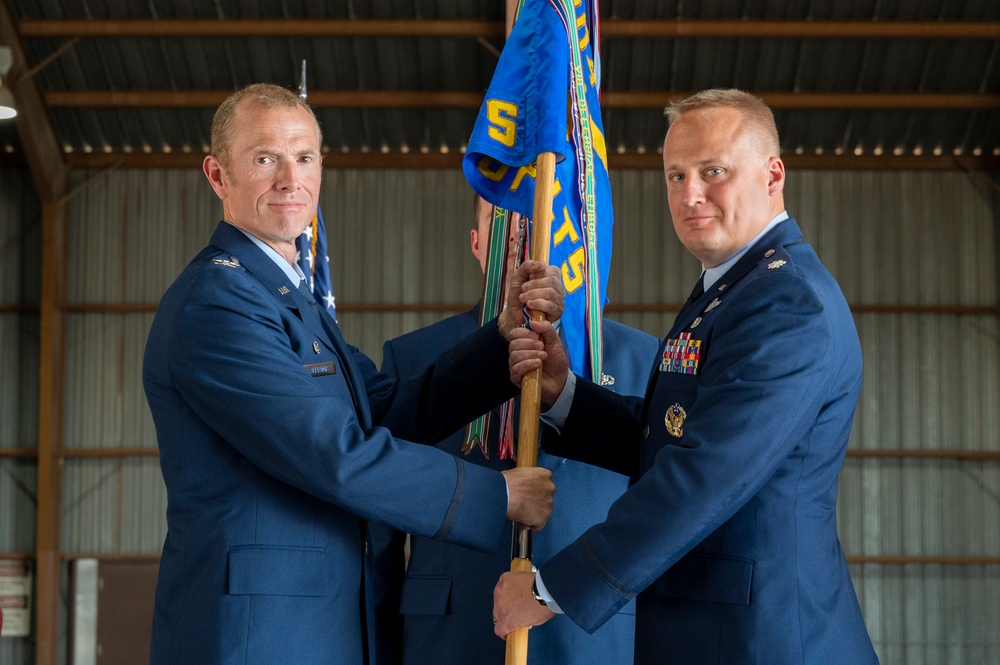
[493,571,556,639]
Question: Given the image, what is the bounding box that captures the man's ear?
[203,155,228,200]
[767,156,785,196]
[470,228,482,262]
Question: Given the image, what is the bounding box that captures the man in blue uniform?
[495,89,879,664]
[142,84,561,665]
[372,196,658,665]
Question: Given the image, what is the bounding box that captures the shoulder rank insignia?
[768,259,787,270]
[600,373,615,386]
[665,403,686,438]
[704,298,722,312]
[661,332,701,375]
[212,256,241,268]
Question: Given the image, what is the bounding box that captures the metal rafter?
[15,18,1000,40]
[41,89,1000,110]
[0,1,68,202]
[9,15,998,170]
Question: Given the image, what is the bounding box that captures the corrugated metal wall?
[2,166,998,662]
[0,167,41,665]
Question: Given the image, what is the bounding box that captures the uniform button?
[643,425,650,439]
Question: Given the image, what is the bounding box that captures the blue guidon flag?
[296,205,337,321]
[463,0,612,383]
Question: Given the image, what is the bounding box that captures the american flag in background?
[295,205,336,321]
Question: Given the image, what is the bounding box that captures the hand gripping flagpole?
[505,150,556,665]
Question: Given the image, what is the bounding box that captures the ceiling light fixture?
[0,46,16,120]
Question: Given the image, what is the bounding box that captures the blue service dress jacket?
[371,309,658,665]
[538,219,879,664]
[142,222,520,665]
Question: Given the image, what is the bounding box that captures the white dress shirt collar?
[227,222,306,285]
[702,211,789,291]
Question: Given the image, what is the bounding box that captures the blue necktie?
[299,278,337,328]
[298,278,320,307]
[683,272,705,311]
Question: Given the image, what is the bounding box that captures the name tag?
[304,361,337,377]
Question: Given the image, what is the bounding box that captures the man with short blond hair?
[143,84,562,665]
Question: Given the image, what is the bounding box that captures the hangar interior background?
[0,1,998,663]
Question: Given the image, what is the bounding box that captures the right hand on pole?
[507,322,569,405]
[502,467,555,530]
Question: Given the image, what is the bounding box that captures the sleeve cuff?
[540,370,576,432]
[533,571,564,614]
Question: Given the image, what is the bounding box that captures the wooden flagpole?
[504,150,556,665]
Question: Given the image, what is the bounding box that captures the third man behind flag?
[370,194,657,665]
[458,2,650,664]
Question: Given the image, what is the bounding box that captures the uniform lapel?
[310,303,372,425]
[645,219,806,402]
[668,218,805,337]
[208,222,371,422]
[210,222,333,348]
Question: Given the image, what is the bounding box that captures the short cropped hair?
[210,83,322,168]
[664,89,780,157]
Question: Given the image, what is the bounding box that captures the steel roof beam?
[1,1,68,202]
[17,18,1000,40]
[43,89,1000,111]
